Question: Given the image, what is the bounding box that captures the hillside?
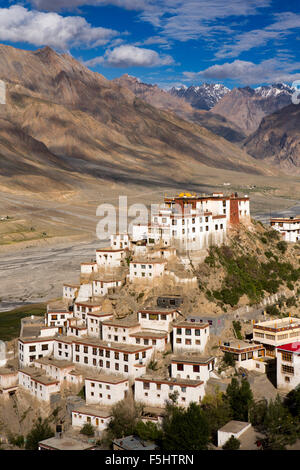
[113,74,246,143]
[212,85,293,134]
[244,104,300,174]
[0,44,276,199]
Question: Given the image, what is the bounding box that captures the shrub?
[222,435,240,450]
[277,241,288,254]
[80,423,95,437]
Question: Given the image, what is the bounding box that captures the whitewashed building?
[87,311,114,338]
[129,259,166,282]
[33,357,74,383]
[96,248,125,268]
[137,308,180,333]
[135,375,205,408]
[18,367,60,402]
[85,373,129,405]
[253,317,300,357]
[18,337,54,367]
[171,356,215,382]
[72,338,153,379]
[63,283,80,301]
[72,406,112,432]
[110,233,131,250]
[277,342,300,391]
[173,321,210,353]
[102,316,140,343]
[270,217,300,242]
[220,340,266,373]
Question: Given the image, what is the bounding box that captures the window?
[29,346,36,352]
[177,364,184,371]
[282,365,294,375]
[42,345,48,351]
[241,353,246,361]
[185,329,191,336]
[193,365,200,373]
[84,346,88,354]
[281,351,292,362]
[143,382,150,390]
[177,328,182,335]
[195,329,200,336]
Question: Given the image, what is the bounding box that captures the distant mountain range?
[169,83,230,111]
[212,84,293,134]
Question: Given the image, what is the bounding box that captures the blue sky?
[0,0,299,89]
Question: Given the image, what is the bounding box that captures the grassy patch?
[0,303,46,341]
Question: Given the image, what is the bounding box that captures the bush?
[25,417,54,450]
[8,434,24,448]
[222,435,240,450]
[223,352,236,367]
[80,423,95,437]
[277,241,288,254]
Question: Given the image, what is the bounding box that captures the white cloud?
[85,44,174,68]
[28,0,147,11]
[184,59,300,85]
[215,12,300,58]
[0,5,118,50]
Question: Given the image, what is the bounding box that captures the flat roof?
[174,321,209,329]
[219,420,250,434]
[102,315,139,328]
[34,357,74,369]
[39,436,95,450]
[113,435,157,450]
[85,373,127,384]
[72,337,152,353]
[171,355,214,364]
[0,368,18,376]
[18,367,59,385]
[130,330,168,339]
[277,342,300,353]
[73,405,112,418]
[136,375,203,387]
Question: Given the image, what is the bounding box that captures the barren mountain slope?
[212,85,292,134]
[244,104,300,173]
[0,44,277,198]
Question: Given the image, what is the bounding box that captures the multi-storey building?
[18,367,60,402]
[220,340,266,373]
[170,355,215,382]
[173,320,210,353]
[85,373,129,405]
[253,317,300,357]
[134,375,205,408]
[277,342,300,391]
[270,217,300,242]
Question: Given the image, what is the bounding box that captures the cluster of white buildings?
[0,298,217,433]
[220,316,300,391]
[0,191,257,437]
[270,216,300,243]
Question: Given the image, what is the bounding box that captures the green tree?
[202,391,232,445]
[107,398,143,439]
[250,395,298,450]
[162,402,209,450]
[134,421,163,442]
[222,435,240,450]
[25,417,54,450]
[284,385,300,417]
[262,395,298,450]
[226,378,253,421]
[80,423,95,437]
